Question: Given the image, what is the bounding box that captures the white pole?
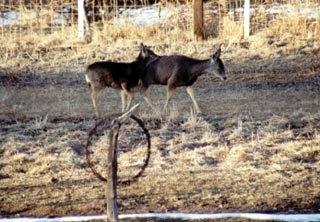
[78,0,85,39]
[244,0,250,38]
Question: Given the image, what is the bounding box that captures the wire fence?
[0,0,77,38]
[0,0,319,41]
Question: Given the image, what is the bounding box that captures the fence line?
[244,0,250,38]
[1,0,318,41]
[77,0,84,39]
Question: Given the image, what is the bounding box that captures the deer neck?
[191,59,211,77]
[132,56,160,77]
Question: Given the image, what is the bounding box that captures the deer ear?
[139,43,148,58]
[212,47,221,61]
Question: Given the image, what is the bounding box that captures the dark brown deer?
[85,44,158,117]
[140,47,227,113]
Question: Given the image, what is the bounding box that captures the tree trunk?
[193,0,204,40]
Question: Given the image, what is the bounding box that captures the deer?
[85,44,158,117]
[139,47,227,114]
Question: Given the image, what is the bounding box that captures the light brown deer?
[140,47,227,113]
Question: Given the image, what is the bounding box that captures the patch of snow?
[266,4,320,20]
[228,3,320,20]
[112,5,172,25]
[50,13,68,26]
[0,11,19,25]
[1,213,320,222]
[0,10,68,26]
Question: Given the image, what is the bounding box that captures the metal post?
[244,0,250,38]
[78,0,84,39]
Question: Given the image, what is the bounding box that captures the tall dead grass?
[266,16,320,40]
[0,2,319,73]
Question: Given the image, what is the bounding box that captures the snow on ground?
[1,213,320,222]
[0,10,68,26]
[265,3,320,20]
[0,11,19,26]
[0,4,319,27]
[114,5,172,25]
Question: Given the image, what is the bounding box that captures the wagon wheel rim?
[85,113,151,186]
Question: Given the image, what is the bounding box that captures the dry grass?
[2,109,319,216]
[266,16,320,40]
[0,1,320,219]
[0,2,319,73]
[1,86,320,217]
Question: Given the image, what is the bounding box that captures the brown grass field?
[0,3,320,221]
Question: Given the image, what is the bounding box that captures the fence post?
[78,0,85,39]
[106,124,119,222]
[244,0,250,38]
[105,104,140,222]
[193,0,204,40]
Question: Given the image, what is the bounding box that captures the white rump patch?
[85,74,90,83]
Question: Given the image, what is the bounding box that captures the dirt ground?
[1,40,320,221]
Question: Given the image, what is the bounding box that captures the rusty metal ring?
[84,113,151,186]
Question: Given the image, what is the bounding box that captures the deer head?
[137,43,158,60]
[208,47,227,81]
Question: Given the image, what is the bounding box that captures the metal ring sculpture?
[85,113,151,186]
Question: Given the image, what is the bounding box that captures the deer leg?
[164,85,176,112]
[91,89,102,118]
[143,89,157,111]
[120,91,127,112]
[126,93,134,111]
[121,83,134,111]
[186,86,201,113]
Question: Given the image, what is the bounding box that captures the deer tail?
[85,74,91,88]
